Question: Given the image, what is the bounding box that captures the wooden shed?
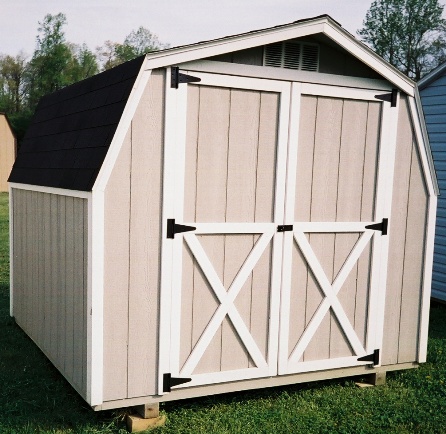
[0,112,16,192]
[9,15,438,412]
[419,66,446,302]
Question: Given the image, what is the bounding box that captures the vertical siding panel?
[382,96,412,365]
[398,144,428,362]
[222,88,260,370]
[127,70,164,397]
[192,85,229,374]
[37,192,44,347]
[103,130,131,401]
[50,194,59,365]
[73,198,85,391]
[181,84,200,369]
[305,97,343,361]
[331,99,368,358]
[250,91,278,365]
[65,197,75,380]
[43,193,52,354]
[290,95,316,357]
[57,195,66,369]
[25,191,33,334]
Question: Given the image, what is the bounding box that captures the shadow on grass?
[0,283,129,433]
[2,281,446,433]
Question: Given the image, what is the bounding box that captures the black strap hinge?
[163,373,191,392]
[365,218,388,235]
[375,88,398,107]
[277,225,293,232]
[171,66,201,88]
[167,219,196,239]
[358,349,380,366]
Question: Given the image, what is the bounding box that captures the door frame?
[157,68,292,394]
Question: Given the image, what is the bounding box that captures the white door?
[159,71,397,394]
[158,70,291,393]
[278,83,397,374]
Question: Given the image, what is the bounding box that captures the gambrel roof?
[10,15,427,192]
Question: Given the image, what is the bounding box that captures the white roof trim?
[143,15,415,96]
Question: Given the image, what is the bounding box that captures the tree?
[0,52,27,114]
[97,27,168,70]
[358,0,446,80]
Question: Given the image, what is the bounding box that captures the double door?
[158,69,396,394]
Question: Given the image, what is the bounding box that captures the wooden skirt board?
[159,70,396,394]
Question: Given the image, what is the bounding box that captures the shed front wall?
[11,188,88,397]
[0,115,16,192]
[101,65,430,405]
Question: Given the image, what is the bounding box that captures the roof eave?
[142,15,414,96]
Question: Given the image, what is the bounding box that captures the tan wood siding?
[382,96,429,365]
[289,95,381,362]
[102,69,165,400]
[0,115,16,192]
[12,188,88,397]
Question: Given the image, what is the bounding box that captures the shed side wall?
[0,115,15,192]
[382,96,429,365]
[420,77,446,301]
[103,70,165,401]
[11,188,88,397]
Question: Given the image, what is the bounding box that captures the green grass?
[1,190,446,433]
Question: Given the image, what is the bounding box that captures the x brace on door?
[287,223,377,366]
[178,226,275,376]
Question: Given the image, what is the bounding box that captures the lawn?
[1,190,446,433]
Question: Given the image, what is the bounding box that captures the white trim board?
[9,184,14,317]
[9,182,90,199]
[86,190,104,406]
[179,60,392,91]
[142,16,414,96]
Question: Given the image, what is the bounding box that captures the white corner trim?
[9,184,13,317]
[93,63,152,193]
[418,193,437,363]
[87,190,104,406]
[8,183,90,199]
[411,90,439,195]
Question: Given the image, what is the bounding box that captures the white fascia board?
[8,182,90,198]
[142,17,414,97]
[144,21,326,70]
[322,23,415,96]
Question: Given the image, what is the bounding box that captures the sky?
[0,0,385,57]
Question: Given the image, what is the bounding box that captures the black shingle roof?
[9,55,145,191]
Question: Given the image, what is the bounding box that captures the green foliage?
[0,13,166,142]
[1,193,446,432]
[358,0,446,80]
[97,26,168,70]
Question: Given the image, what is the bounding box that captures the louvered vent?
[264,42,319,72]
